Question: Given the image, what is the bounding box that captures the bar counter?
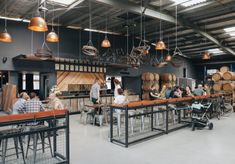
[58,94,140,114]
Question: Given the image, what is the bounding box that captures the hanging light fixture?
[202,51,210,60]
[155,0,166,50]
[101,14,111,48]
[47,3,59,42]
[28,0,48,32]
[165,36,172,62]
[0,0,12,43]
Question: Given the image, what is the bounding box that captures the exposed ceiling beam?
[50,0,85,22]
[93,0,176,23]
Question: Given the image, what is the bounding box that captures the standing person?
[19,92,44,113]
[90,78,101,104]
[12,92,29,114]
[48,93,64,110]
[114,79,121,99]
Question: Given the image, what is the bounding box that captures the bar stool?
[114,110,136,137]
[0,128,25,164]
[26,125,53,163]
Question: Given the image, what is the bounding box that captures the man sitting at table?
[193,84,206,96]
[19,92,44,113]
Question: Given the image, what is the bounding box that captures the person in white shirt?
[114,88,128,105]
[114,79,121,99]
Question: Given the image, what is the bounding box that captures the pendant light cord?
[4,0,7,30]
[175,5,178,48]
[57,18,60,57]
[105,12,108,37]
[159,0,162,40]
[126,12,129,55]
[52,3,55,31]
[89,0,92,42]
[140,0,143,44]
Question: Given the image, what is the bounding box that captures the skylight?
[224,27,235,38]
[208,48,224,54]
[50,0,75,5]
[170,0,207,7]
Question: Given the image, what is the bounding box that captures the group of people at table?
[12,92,64,115]
[11,77,211,118]
[149,83,211,100]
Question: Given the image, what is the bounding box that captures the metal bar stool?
[26,124,53,163]
[0,128,26,164]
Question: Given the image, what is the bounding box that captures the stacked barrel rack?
[161,73,177,89]
[141,72,176,100]
[141,73,160,100]
[212,66,235,102]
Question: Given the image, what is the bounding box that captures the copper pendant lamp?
[155,0,166,50]
[156,40,166,50]
[28,1,48,33]
[202,52,210,60]
[165,54,172,62]
[47,30,59,42]
[28,15,48,32]
[101,35,111,48]
[0,0,12,43]
[0,29,12,43]
[101,14,111,48]
[47,4,59,42]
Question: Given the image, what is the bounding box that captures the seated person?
[183,85,194,97]
[18,92,44,113]
[12,92,29,114]
[193,84,206,96]
[165,84,173,99]
[173,86,183,98]
[204,83,211,95]
[149,85,166,100]
[149,85,159,100]
[114,88,128,105]
[48,93,64,110]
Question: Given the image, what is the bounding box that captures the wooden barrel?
[172,74,177,82]
[212,72,223,82]
[220,66,229,73]
[145,73,154,81]
[141,73,146,81]
[161,73,172,81]
[153,73,160,81]
[142,93,150,100]
[142,81,154,91]
[223,83,235,91]
[213,83,222,91]
[223,71,235,81]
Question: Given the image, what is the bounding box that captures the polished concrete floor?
[70,114,235,164]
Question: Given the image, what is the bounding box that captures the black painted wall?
[0,19,197,95]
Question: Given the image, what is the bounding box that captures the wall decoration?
[79,65,83,72]
[60,64,64,70]
[55,63,60,70]
[70,65,74,71]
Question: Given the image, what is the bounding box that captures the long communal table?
[110,94,224,147]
